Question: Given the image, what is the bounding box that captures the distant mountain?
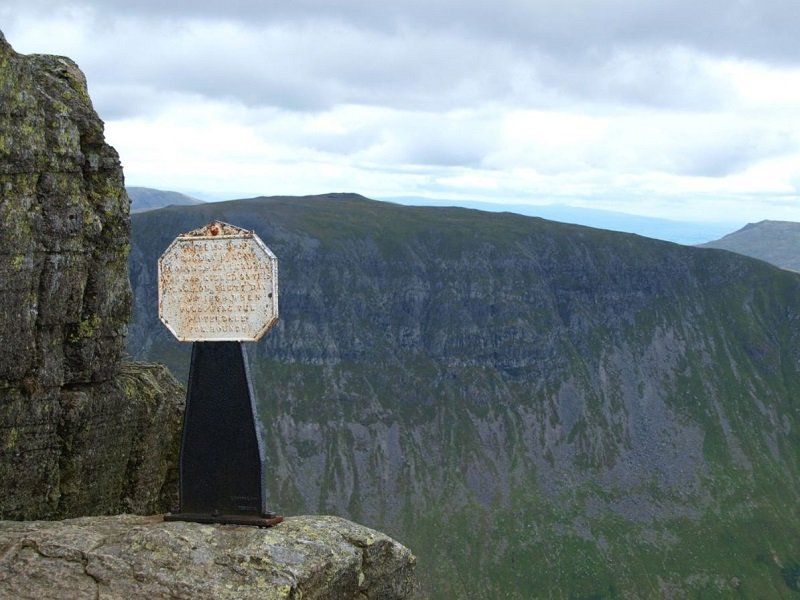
[127,186,203,212]
[128,193,800,598]
[384,196,739,245]
[700,220,800,271]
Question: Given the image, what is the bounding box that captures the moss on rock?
[0,31,183,520]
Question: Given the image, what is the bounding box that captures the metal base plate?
[164,513,284,528]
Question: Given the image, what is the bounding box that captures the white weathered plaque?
[158,221,278,342]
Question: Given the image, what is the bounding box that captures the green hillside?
[129,194,800,598]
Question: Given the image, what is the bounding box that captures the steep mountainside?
[129,194,800,598]
[701,219,800,271]
[0,32,183,519]
[127,186,203,212]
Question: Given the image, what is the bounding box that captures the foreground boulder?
[0,31,184,518]
[0,514,417,599]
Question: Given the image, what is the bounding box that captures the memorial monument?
[159,221,282,526]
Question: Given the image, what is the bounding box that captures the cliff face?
[0,514,416,599]
[129,195,800,597]
[0,32,183,519]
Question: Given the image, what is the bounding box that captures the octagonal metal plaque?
[158,221,278,342]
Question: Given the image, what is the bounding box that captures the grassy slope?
[130,195,800,598]
[701,220,800,272]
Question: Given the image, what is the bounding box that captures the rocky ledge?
[0,514,417,599]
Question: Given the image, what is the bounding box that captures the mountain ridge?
[383,195,740,244]
[128,193,800,597]
[127,186,204,212]
[701,219,800,271]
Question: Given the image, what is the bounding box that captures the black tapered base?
[165,341,281,526]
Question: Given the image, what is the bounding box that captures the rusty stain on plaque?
[158,221,278,342]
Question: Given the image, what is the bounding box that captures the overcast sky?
[2,1,799,221]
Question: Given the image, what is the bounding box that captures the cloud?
[0,3,779,116]
[538,47,733,111]
[1,0,798,223]
[2,13,530,115]
[7,0,800,64]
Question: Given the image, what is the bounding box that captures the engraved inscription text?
[158,225,279,342]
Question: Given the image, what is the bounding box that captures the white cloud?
[1,1,799,222]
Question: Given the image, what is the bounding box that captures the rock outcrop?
[0,514,416,599]
[0,31,183,519]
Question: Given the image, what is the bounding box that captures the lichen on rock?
[0,29,128,384]
[0,514,417,599]
[0,30,183,519]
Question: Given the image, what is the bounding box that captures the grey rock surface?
[0,31,184,519]
[0,30,129,384]
[1,362,183,520]
[0,514,417,599]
